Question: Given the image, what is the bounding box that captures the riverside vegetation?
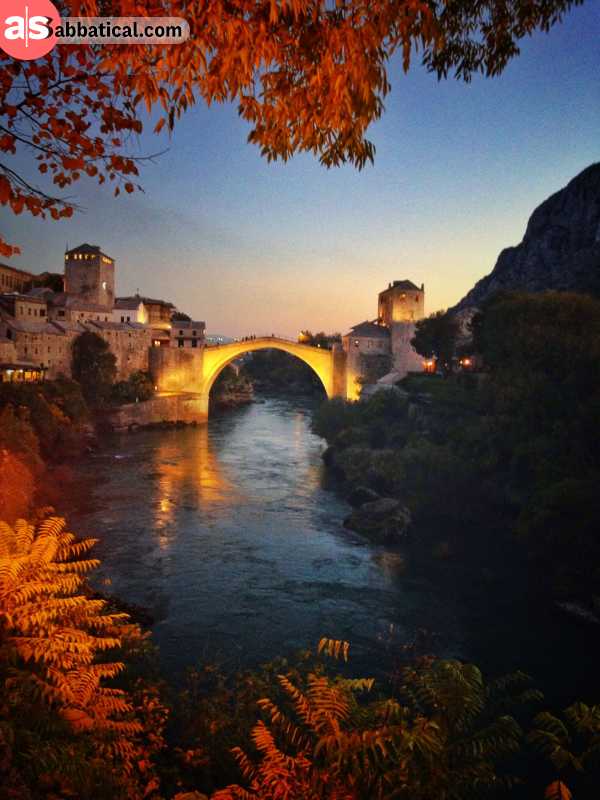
[2,513,600,800]
[314,291,600,606]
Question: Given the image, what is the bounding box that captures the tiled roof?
[115,298,143,310]
[346,321,390,339]
[26,287,56,299]
[84,320,147,332]
[381,280,422,293]
[117,294,174,308]
[65,243,101,255]
[0,291,46,303]
[4,318,65,335]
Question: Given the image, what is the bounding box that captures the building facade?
[170,320,206,348]
[64,244,115,309]
[0,243,181,381]
[343,278,425,392]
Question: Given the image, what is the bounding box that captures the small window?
[178,338,184,348]
[192,338,197,348]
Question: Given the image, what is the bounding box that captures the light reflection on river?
[69,397,465,677]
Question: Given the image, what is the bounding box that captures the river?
[64,395,598,703]
[67,396,466,679]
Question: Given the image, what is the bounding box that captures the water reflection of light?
[152,427,242,549]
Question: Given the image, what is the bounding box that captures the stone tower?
[378,280,425,377]
[64,243,115,309]
[378,280,424,324]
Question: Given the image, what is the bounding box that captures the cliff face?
[455,163,600,310]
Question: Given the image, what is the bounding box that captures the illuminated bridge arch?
[202,337,336,400]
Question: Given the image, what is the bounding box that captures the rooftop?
[0,292,46,304]
[346,321,390,339]
[117,294,174,309]
[381,280,423,293]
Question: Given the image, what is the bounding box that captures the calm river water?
[65,396,597,702]
[67,396,466,678]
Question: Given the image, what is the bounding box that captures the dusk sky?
[2,2,599,337]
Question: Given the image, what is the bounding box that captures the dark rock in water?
[347,485,380,508]
[361,497,402,518]
[344,498,411,544]
[454,163,600,311]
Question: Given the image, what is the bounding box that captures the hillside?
[455,163,600,310]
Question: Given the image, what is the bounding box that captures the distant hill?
[454,163,600,310]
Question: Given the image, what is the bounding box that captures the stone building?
[46,294,112,323]
[378,280,425,377]
[0,292,47,320]
[0,318,73,378]
[116,294,174,346]
[0,336,44,383]
[64,243,115,308]
[0,263,34,293]
[378,280,425,324]
[84,320,151,379]
[0,243,168,381]
[343,278,426,393]
[113,297,148,325]
[170,320,206,348]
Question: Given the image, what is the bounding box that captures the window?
[121,316,125,322]
[192,338,197,348]
[192,330,196,336]
[178,338,184,347]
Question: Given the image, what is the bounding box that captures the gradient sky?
[2,2,599,337]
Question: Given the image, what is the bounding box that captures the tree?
[0,0,582,255]
[411,311,460,375]
[72,331,117,406]
[172,311,192,322]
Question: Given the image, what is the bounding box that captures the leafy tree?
[0,514,168,799]
[529,703,600,799]
[212,639,533,800]
[111,370,155,405]
[0,0,582,254]
[72,331,117,406]
[411,311,460,375]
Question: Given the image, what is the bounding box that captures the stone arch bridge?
[147,336,355,424]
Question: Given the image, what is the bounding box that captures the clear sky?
[2,2,599,337]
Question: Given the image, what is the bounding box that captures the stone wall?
[149,346,204,393]
[390,322,422,378]
[105,393,208,429]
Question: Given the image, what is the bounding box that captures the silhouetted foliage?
[411,311,460,375]
[72,331,117,407]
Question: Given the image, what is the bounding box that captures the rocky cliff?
[455,163,600,310]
